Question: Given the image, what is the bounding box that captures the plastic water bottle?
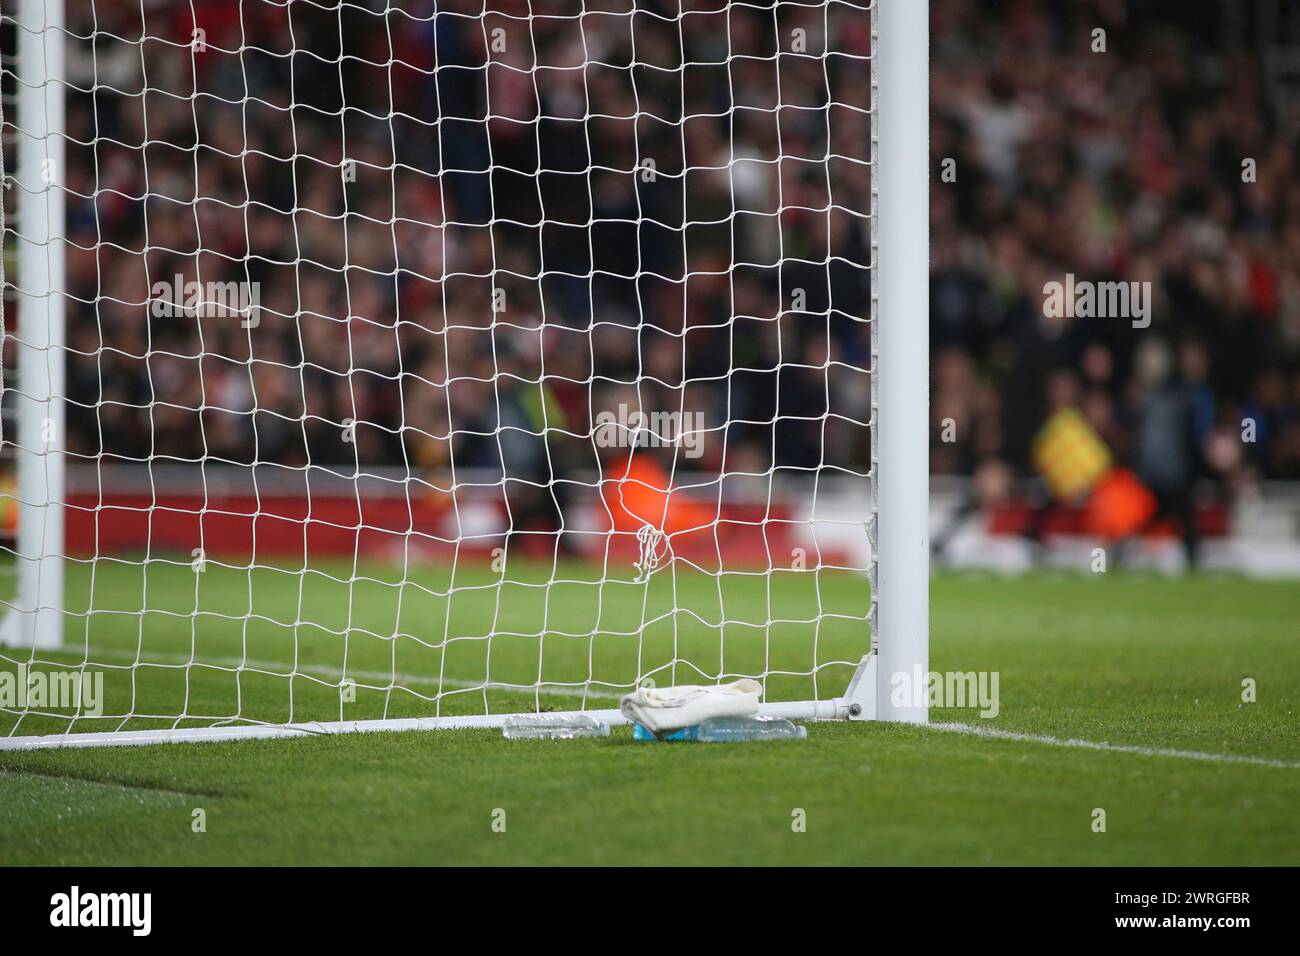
[697,715,807,742]
[632,723,700,741]
[631,715,806,742]
[501,714,611,739]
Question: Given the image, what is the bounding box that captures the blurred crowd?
[20,0,1300,518]
[931,0,1300,505]
[51,0,873,491]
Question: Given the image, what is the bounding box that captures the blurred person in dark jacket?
[1132,339,1215,567]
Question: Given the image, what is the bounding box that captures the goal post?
[874,0,929,723]
[0,0,66,654]
[0,0,927,750]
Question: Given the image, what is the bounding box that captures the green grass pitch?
[1,563,1297,865]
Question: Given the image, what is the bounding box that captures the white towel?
[621,678,762,736]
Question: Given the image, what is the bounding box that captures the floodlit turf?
[0,557,871,735]
[1,568,1298,865]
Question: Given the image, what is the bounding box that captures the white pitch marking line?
[71,646,627,703]
[8,654,1294,764]
[929,721,1300,769]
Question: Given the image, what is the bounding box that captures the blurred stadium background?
[3,0,1299,582]
[930,0,1300,575]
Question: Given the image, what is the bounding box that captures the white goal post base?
[0,655,877,751]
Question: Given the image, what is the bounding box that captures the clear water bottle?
[631,716,806,742]
[501,714,611,739]
[697,715,807,742]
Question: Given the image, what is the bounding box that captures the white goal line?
[0,698,849,751]
[929,722,1300,770]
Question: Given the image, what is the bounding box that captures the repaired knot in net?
[634,524,670,582]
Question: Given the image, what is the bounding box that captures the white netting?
[0,0,875,738]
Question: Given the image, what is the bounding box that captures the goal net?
[0,0,926,748]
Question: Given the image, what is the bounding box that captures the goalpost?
[0,0,926,749]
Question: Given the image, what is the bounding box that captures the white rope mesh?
[0,0,876,739]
